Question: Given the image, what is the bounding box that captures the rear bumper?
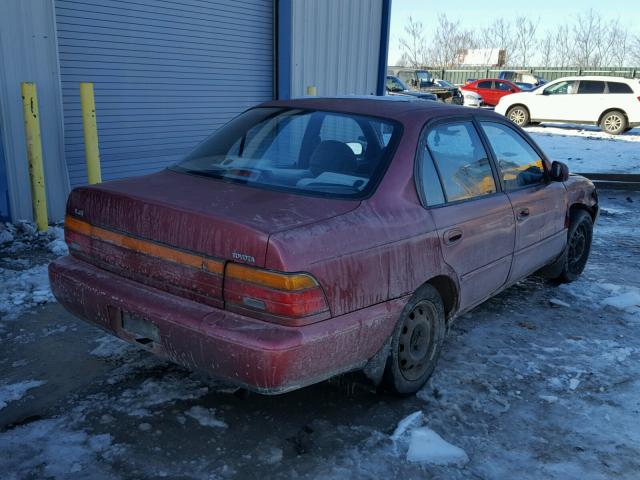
[49,256,406,394]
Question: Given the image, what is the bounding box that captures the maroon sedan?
[462,79,521,106]
[50,97,598,395]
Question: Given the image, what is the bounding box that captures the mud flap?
[362,337,392,387]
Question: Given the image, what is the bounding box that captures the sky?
[388,0,640,65]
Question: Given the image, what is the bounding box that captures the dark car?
[389,69,463,104]
[50,97,598,395]
[386,75,437,101]
[499,71,546,87]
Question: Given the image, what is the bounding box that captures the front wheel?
[600,110,628,135]
[383,285,446,396]
[506,105,530,127]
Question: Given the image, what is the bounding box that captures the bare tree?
[426,14,476,67]
[398,16,426,68]
[606,19,629,67]
[631,35,640,65]
[480,18,514,65]
[538,31,554,67]
[512,16,540,65]
[573,9,605,67]
[553,23,573,67]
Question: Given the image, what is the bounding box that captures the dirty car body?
[49,97,598,394]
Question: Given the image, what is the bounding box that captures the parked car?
[386,75,437,101]
[499,71,546,87]
[514,82,537,91]
[50,97,598,395]
[461,79,521,106]
[461,89,484,108]
[496,76,640,134]
[433,79,465,105]
[388,68,463,104]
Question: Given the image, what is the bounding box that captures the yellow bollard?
[80,82,102,184]
[306,85,317,96]
[20,82,48,232]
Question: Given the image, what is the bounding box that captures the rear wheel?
[506,105,530,127]
[600,110,627,135]
[552,210,593,283]
[383,285,446,396]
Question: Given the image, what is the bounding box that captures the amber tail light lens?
[223,263,329,326]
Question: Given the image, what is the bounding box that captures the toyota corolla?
[50,97,598,395]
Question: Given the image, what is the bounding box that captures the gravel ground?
[0,189,638,480]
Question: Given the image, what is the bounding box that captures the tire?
[552,210,593,283]
[383,284,446,396]
[600,110,628,135]
[506,105,530,127]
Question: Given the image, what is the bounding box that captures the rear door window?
[578,81,606,94]
[477,81,492,89]
[480,122,545,190]
[607,82,633,94]
[425,122,496,203]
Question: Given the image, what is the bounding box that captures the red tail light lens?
[224,263,329,326]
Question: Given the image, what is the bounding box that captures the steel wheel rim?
[398,301,435,381]
[509,109,526,126]
[568,223,588,273]
[604,114,622,133]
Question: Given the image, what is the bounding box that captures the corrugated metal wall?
[0,0,69,221]
[290,0,382,98]
[55,0,273,187]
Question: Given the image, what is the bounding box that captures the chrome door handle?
[444,229,463,245]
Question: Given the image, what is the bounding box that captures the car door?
[528,80,579,121]
[475,80,495,105]
[575,80,607,122]
[494,80,515,104]
[418,120,515,310]
[478,121,568,283]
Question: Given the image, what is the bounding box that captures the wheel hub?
[398,302,434,381]
[604,115,622,132]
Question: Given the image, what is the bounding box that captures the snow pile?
[562,281,640,318]
[0,221,67,321]
[89,335,133,359]
[0,379,46,410]
[0,264,55,320]
[185,405,228,428]
[391,411,469,467]
[0,418,118,480]
[112,374,209,417]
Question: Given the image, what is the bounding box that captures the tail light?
[224,263,329,326]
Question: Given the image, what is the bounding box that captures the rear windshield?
[172,107,401,199]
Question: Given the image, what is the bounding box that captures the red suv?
[462,79,521,106]
[50,98,598,395]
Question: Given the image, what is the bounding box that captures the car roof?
[260,96,499,123]
[550,75,638,82]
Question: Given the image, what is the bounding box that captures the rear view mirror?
[550,161,569,182]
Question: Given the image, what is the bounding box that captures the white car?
[461,90,483,108]
[495,76,640,134]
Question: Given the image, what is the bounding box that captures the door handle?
[517,208,530,221]
[444,229,463,245]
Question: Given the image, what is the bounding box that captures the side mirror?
[510,88,516,93]
[550,161,569,182]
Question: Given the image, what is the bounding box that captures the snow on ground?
[0,222,67,323]
[0,380,46,410]
[525,124,640,174]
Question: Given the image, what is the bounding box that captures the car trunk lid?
[64,169,358,306]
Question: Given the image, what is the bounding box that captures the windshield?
[437,80,455,88]
[172,108,401,199]
[416,71,433,82]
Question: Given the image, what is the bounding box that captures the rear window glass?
[608,82,633,94]
[173,108,400,199]
[578,81,605,94]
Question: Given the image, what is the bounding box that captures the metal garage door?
[55,0,273,187]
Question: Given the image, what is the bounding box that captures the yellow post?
[80,82,102,184]
[306,85,317,96]
[21,82,48,232]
